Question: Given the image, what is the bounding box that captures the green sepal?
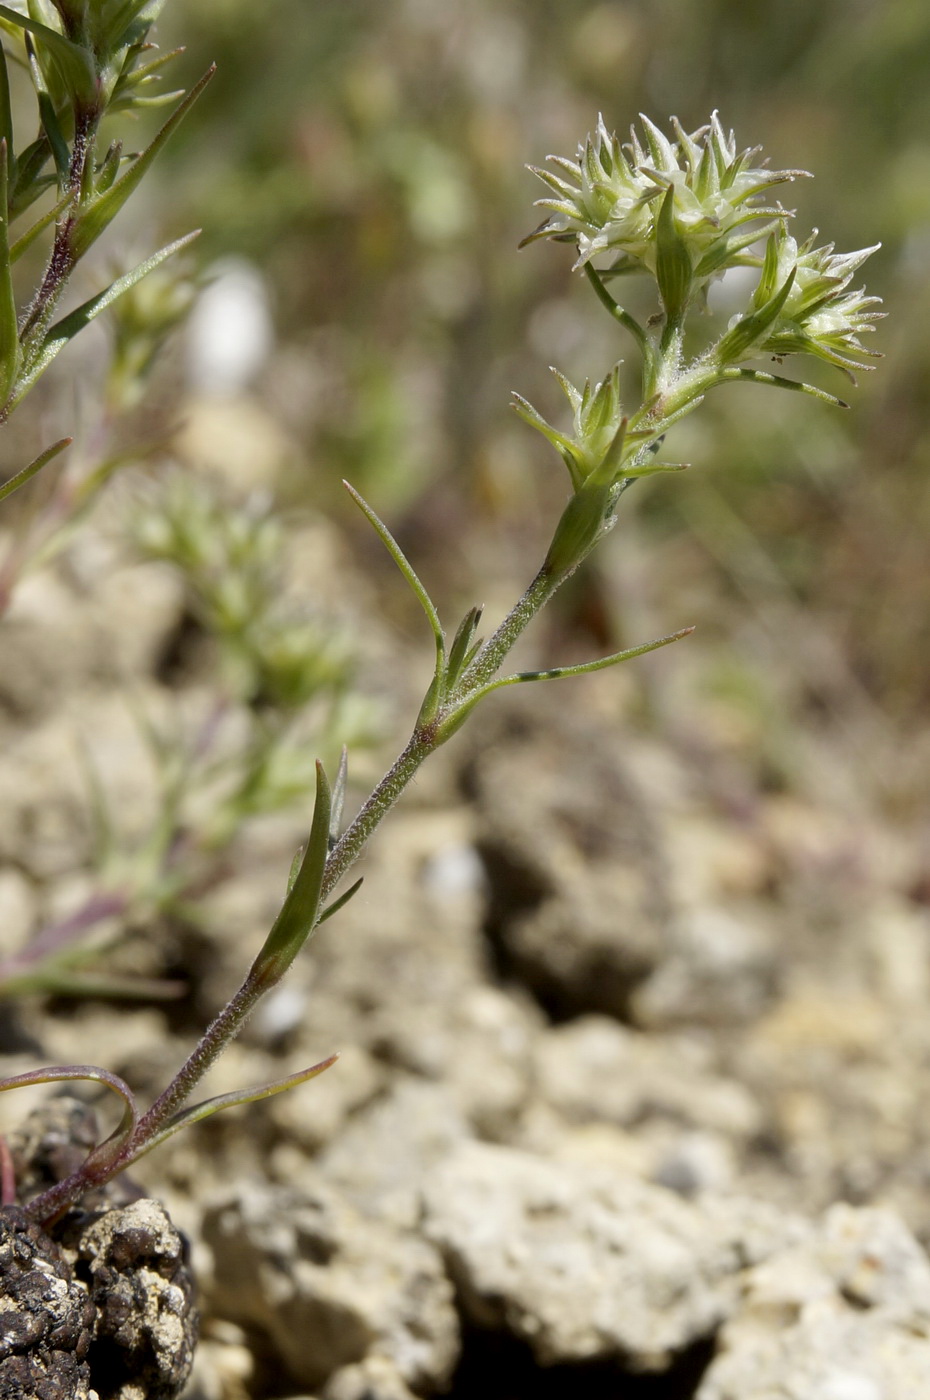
[715,266,797,364]
[70,64,215,261]
[252,760,332,985]
[10,230,199,406]
[543,479,613,580]
[511,392,583,489]
[0,437,70,504]
[543,418,630,579]
[753,229,782,305]
[655,183,693,321]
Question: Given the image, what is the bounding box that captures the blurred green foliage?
[147,1,927,747]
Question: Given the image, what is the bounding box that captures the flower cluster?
[512,113,882,580]
[523,112,804,286]
[513,365,630,490]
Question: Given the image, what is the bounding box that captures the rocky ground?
[1,498,929,1400]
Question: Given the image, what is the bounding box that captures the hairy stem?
[321,729,432,899]
[17,108,94,351]
[460,565,561,693]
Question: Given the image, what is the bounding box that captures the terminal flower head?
[523,112,807,290]
[754,228,883,374]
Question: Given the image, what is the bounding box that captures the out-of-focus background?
[3,3,930,1398]
[153,0,927,792]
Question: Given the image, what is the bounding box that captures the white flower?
[523,112,807,286]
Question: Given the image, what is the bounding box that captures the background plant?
[0,466,379,1001]
[0,6,380,1002]
[0,111,881,1225]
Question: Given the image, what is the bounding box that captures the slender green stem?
[17,107,95,350]
[127,972,267,1150]
[583,262,649,358]
[120,729,433,1155]
[459,565,561,694]
[320,729,432,900]
[117,558,569,1158]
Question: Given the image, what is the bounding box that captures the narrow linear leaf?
[253,760,332,982]
[9,189,70,262]
[436,628,695,744]
[714,366,849,409]
[70,64,215,260]
[105,0,168,50]
[1,969,185,999]
[36,87,69,183]
[125,1055,339,1164]
[582,261,649,356]
[0,437,70,504]
[491,625,695,690]
[0,40,13,154]
[343,480,445,661]
[317,877,363,926]
[0,5,95,99]
[93,140,122,196]
[622,460,689,479]
[115,88,184,111]
[119,45,184,85]
[0,1064,138,1155]
[10,136,56,219]
[10,231,199,405]
[0,141,18,401]
[23,36,70,183]
[329,746,348,847]
[446,605,483,692]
